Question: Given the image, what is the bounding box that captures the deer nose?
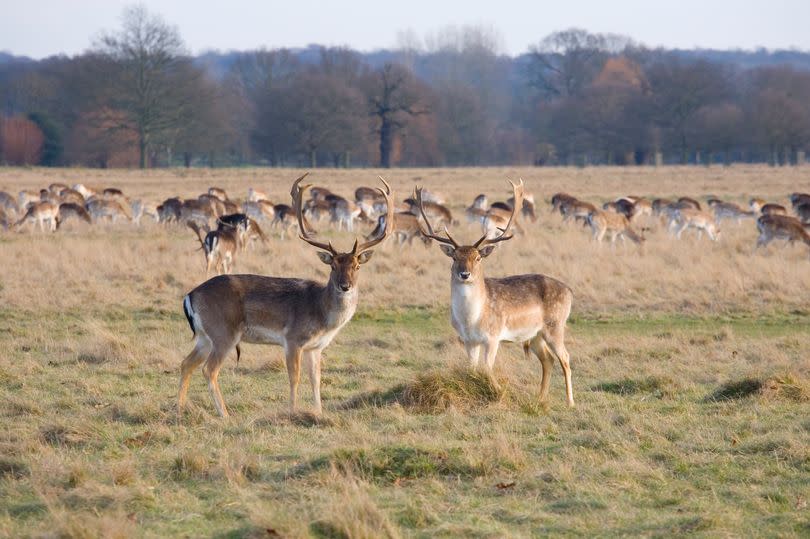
[339,283,351,292]
[459,271,471,280]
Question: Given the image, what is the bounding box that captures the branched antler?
[473,179,524,248]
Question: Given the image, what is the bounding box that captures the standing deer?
[416,180,575,406]
[178,173,394,418]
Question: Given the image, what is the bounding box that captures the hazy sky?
[2,0,810,58]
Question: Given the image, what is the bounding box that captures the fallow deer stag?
[416,180,575,406]
[178,173,394,418]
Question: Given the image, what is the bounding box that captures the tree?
[645,57,731,163]
[526,29,611,100]
[94,5,199,168]
[366,63,428,168]
[0,116,45,165]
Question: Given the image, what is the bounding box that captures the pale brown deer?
[177,173,394,418]
[756,214,810,254]
[416,180,575,406]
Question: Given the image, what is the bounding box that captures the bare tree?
[366,63,428,167]
[94,5,197,168]
[527,29,611,100]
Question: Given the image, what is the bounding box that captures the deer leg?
[530,337,555,402]
[305,349,323,415]
[177,337,212,416]
[483,339,500,372]
[464,342,481,369]
[285,346,303,413]
[203,341,236,418]
[543,328,574,407]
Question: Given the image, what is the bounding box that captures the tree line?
[2,6,810,169]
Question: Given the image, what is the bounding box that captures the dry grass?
[0,166,809,536]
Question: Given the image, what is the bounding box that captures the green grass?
[1,306,809,537]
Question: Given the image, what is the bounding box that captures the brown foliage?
[0,116,44,165]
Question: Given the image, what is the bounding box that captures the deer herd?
[1,175,808,418]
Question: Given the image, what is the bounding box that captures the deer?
[86,198,132,224]
[587,209,646,244]
[243,200,276,224]
[131,200,160,226]
[367,211,431,247]
[415,179,575,407]
[247,187,270,203]
[756,215,810,254]
[710,201,755,225]
[0,191,19,221]
[188,220,243,276]
[208,187,229,202]
[177,173,394,418]
[15,201,59,232]
[672,208,720,241]
[750,198,787,216]
[57,203,92,228]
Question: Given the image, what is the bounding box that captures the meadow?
[0,165,808,538]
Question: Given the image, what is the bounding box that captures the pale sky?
[2,0,809,59]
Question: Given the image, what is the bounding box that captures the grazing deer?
[18,190,40,211]
[271,204,298,239]
[59,188,86,206]
[672,208,720,241]
[86,198,132,224]
[243,200,276,223]
[157,197,183,223]
[416,180,575,406]
[57,203,92,228]
[404,197,455,228]
[367,212,431,247]
[710,201,755,224]
[507,193,538,223]
[131,200,159,226]
[587,209,645,244]
[677,197,701,210]
[16,201,59,232]
[756,215,810,254]
[72,183,97,199]
[560,199,596,225]
[189,220,243,276]
[208,187,229,202]
[177,173,394,418]
[217,213,268,252]
[48,182,70,194]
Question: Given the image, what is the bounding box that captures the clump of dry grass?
[399,366,505,412]
[171,450,210,480]
[592,375,679,398]
[759,373,810,402]
[708,372,809,402]
[310,477,400,539]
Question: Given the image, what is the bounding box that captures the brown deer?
[756,215,810,254]
[177,173,394,418]
[587,209,645,244]
[416,180,575,406]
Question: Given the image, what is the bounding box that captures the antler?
[354,176,395,253]
[291,172,337,255]
[414,186,459,247]
[473,179,524,248]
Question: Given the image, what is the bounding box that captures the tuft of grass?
[40,424,93,448]
[760,373,810,402]
[171,450,210,480]
[310,478,400,539]
[0,458,29,479]
[400,367,504,412]
[707,373,810,402]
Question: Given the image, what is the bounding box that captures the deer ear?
[478,245,497,258]
[317,251,333,265]
[439,244,455,257]
[357,250,374,264]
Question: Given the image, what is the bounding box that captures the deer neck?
[450,275,488,329]
[319,279,359,329]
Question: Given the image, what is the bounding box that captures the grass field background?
[0,165,808,537]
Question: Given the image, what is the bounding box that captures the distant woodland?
[3,6,810,168]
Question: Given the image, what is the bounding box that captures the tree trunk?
[344,151,351,168]
[379,119,393,168]
[310,149,317,169]
[184,152,191,168]
[797,150,805,166]
[138,131,147,169]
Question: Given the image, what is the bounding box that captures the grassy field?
[0,166,809,537]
